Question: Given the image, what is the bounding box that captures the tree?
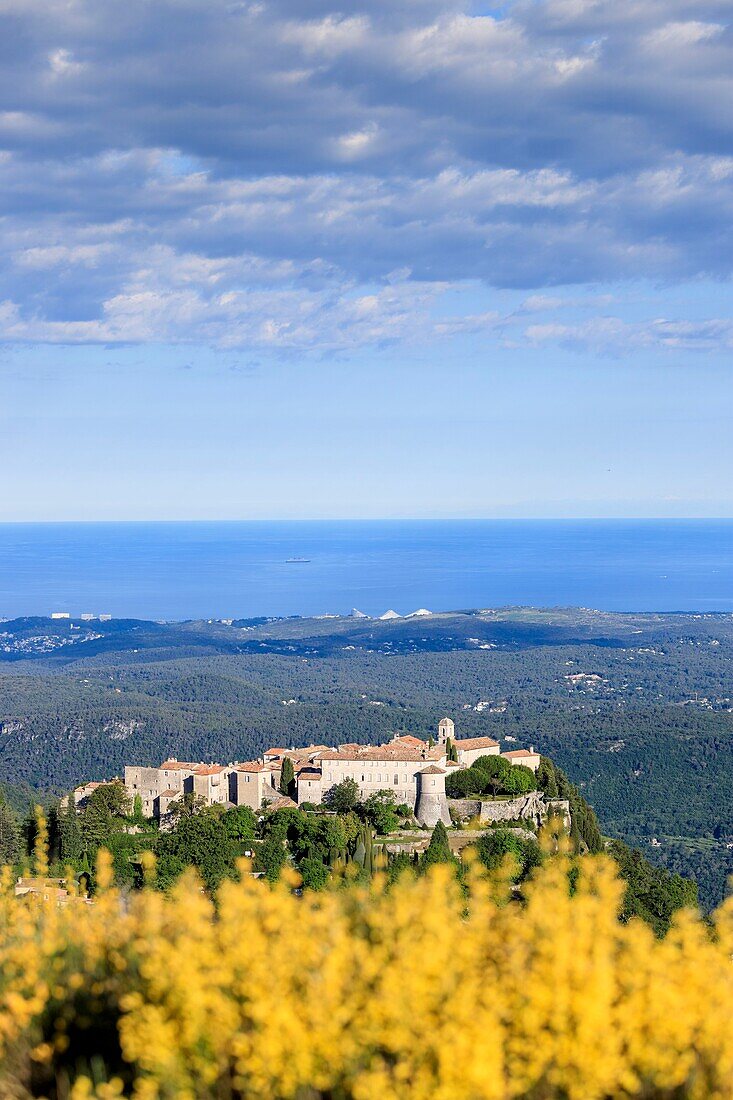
[157,812,235,893]
[503,765,537,795]
[169,792,207,819]
[256,834,288,883]
[421,821,455,870]
[472,756,514,796]
[132,794,145,823]
[353,823,374,875]
[298,856,329,891]
[59,792,83,864]
[324,778,360,814]
[362,790,399,835]
[280,757,295,797]
[222,805,257,843]
[80,781,132,850]
[0,797,20,866]
[388,851,414,884]
[476,829,541,883]
[446,738,458,763]
[445,770,479,798]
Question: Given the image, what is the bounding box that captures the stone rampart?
[448,790,571,831]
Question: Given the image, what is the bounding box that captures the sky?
[1,0,732,520]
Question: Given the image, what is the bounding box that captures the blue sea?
[0,520,731,621]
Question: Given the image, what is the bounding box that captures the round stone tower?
[416,765,452,828]
[437,717,455,745]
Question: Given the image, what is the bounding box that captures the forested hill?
[0,607,731,906]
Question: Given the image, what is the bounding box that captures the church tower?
[437,717,455,745]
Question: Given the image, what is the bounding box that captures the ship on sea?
[285,557,311,563]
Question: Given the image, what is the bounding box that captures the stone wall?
[448,790,571,831]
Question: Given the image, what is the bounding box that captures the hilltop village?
[67,720,549,830]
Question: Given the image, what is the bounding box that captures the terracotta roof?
[237,761,267,773]
[297,768,322,781]
[264,747,287,756]
[193,764,227,776]
[264,795,298,811]
[319,745,442,763]
[160,760,199,771]
[419,765,446,775]
[391,735,427,749]
[455,736,500,751]
[503,748,539,759]
[159,788,179,798]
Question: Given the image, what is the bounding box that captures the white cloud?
[0,0,731,352]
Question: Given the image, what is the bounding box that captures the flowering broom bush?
[1,823,732,1100]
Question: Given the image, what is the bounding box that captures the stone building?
[120,718,542,824]
[231,761,281,809]
[415,765,451,827]
[501,747,541,773]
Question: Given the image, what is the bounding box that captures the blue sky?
[1,0,732,519]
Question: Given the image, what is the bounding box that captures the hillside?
[0,607,731,906]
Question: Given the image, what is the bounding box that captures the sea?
[0,520,731,621]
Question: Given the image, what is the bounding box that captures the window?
[394,774,399,784]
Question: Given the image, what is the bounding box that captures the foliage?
[255,834,288,882]
[279,757,295,797]
[58,795,84,863]
[476,828,543,884]
[298,856,330,891]
[221,805,257,844]
[445,758,537,799]
[606,838,699,938]
[361,789,400,835]
[537,756,603,853]
[0,796,20,867]
[156,811,235,893]
[79,782,131,847]
[324,778,359,814]
[1,837,732,1099]
[421,821,455,870]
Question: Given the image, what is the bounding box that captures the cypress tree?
[363,825,373,875]
[422,821,454,870]
[280,757,295,797]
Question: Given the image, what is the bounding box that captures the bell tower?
[437,717,455,745]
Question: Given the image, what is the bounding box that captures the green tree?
[503,765,537,795]
[157,812,236,893]
[80,781,131,850]
[280,757,295,797]
[421,821,455,870]
[446,738,458,763]
[222,805,257,843]
[298,856,329,891]
[169,792,207,819]
[0,795,20,866]
[362,790,399,835]
[256,834,288,883]
[387,851,414,884]
[476,828,541,883]
[445,769,481,798]
[59,792,83,864]
[325,778,360,814]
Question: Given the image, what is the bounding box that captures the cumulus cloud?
[0,0,732,351]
